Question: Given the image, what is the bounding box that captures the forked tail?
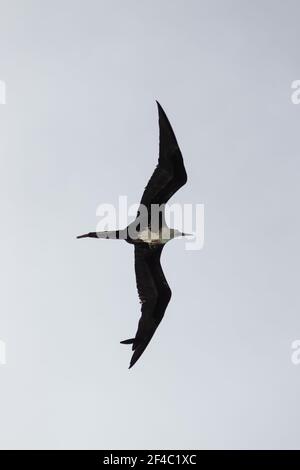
[120,338,135,345]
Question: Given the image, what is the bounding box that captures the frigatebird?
[77,102,189,368]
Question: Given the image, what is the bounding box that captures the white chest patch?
[137,228,172,244]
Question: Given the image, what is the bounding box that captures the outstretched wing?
[134,102,187,228]
[121,244,172,368]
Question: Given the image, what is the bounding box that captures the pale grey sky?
[0,0,300,450]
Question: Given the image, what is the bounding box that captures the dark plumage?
[77,101,188,368]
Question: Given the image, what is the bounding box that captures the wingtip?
[156,100,168,119]
[128,358,137,369]
[128,353,137,369]
[77,233,90,239]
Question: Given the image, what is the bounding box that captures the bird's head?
[171,228,193,239]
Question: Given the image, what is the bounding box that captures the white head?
[162,227,192,241]
[173,228,192,238]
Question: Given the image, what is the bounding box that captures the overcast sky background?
[0,0,300,450]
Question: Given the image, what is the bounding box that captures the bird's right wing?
[134,102,187,228]
[121,244,172,368]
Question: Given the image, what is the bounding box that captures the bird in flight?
[77,102,189,368]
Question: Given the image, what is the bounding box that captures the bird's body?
[128,227,182,245]
[77,102,189,368]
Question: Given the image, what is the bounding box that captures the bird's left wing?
[131,102,187,231]
[121,244,172,368]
